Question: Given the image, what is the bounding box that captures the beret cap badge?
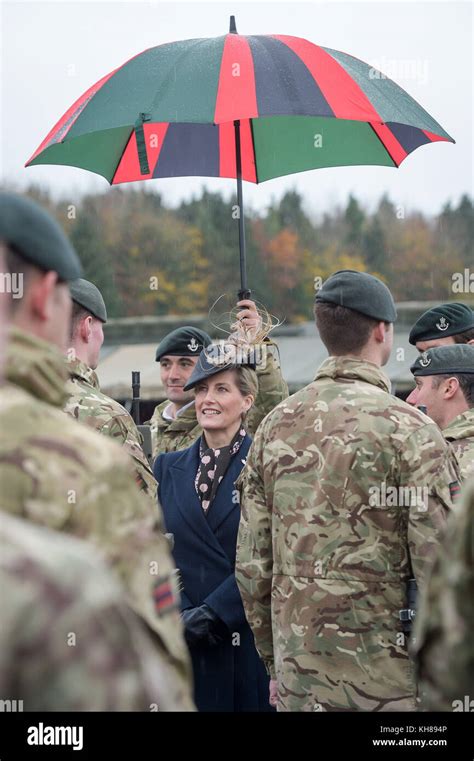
[419,352,432,368]
[187,338,199,352]
[436,316,449,331]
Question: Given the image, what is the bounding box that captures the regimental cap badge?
[187,337,199,352]
[436,316,449,331]
[419,351,432,367]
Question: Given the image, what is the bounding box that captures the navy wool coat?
[154,435,272,713]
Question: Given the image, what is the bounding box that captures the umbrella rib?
[110,127,138,185]
[249,118,259,184]
[368,122,403,168]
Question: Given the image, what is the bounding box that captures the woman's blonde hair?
[233,365,259,419]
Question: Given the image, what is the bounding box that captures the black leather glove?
[181,605,228,647]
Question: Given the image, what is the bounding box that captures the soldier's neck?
[342,347,383,367]
[168,399,194,419]
[66,342,88,366]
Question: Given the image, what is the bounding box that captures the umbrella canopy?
[26,25,453,184]
[26,18,454,296]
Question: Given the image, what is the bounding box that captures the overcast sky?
[1,0,472,218]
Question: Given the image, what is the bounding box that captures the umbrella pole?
[234,119,251,301]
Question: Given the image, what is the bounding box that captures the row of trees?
[14,185,474,322]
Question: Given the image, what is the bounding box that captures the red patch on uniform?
[449,481,461,502]
[153,577,175,613]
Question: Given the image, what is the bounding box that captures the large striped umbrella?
[26,16,454,297]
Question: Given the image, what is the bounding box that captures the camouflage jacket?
[412,476,474,711]
[64,357,157,499]
[443,410,474,480]
[0,512,195,711]
[1,327,193,707]
[236,356,460,712]
[149,341,288,457]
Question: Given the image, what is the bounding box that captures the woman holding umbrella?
[153,314,274,712]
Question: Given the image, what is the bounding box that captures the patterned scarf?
[195,426,246,513]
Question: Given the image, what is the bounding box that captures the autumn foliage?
[10,185,473,322]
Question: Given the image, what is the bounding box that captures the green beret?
[155,327,211,362]
[183,344,256,391]
[315,270,397,322]
[411,345,474,376]
[0,192,82,281]
[69,278,107,322]
[409,302,474,345]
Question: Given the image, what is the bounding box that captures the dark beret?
[411,345,474,376]
[155,327,212,362]
[183,343,256,391]
[0,192,82,281]
[409,302,474,345]
[315,270,397,322]
[69,278,107,322]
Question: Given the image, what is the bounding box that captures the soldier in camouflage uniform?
[64,278,157,498]
[236,270,461,712]
[408,345,474,479]
[148,308,288,457]
[0,193,193,710]
[412,476,474,711]
[0,511,191,711]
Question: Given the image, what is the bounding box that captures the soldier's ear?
[30,270,58,323]
[80,315,93,343]
[443,376,460,400]
[373,322,386,344]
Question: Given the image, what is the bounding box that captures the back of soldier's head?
[0,193,82,349]
[314,270,397,357]
[68,279,107,368]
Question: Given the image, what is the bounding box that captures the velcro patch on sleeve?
[153,576,176,614]
[449,481,461,502]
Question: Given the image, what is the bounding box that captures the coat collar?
[154,399,198,433]
[443,409,474,441]
[168,435,251,551]
[6,326,69,408]
[314,356,391,393]
[66,356,100,390]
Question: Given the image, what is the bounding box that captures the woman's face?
[194,370,253,435]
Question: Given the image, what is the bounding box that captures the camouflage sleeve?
[412,476,474,711]
[246,341,288,436]
[75,464,194,706]
[235,423,275,678]
[400,422,461,590]
[0,517,193,711]
[96,411,159,507]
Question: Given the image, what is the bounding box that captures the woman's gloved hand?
[182,605,228,647]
